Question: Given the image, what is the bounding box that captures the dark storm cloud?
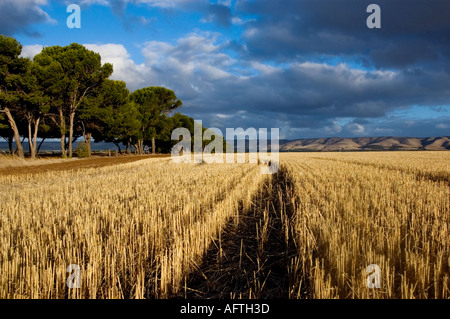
[237,0,450,69]
[204,4,233,27]
[153,38,450,138]
[195,63,448,118]
[174,58,450,136]
[8,1,448,138]
[0,0,53,37]
[71,1,450,138]
[92,0,232,29]
[102,0,152,31]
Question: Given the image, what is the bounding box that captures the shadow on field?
[177,167,304,299]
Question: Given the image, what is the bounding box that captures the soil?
[0,154,170,177]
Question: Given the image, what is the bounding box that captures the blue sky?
[2,0,450,139]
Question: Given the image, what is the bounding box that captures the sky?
[1,0,450,139]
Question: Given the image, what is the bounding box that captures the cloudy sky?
[2,0,450,139]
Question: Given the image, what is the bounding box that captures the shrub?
[75,141,89,158]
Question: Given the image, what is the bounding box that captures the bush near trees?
[0,35,211,158]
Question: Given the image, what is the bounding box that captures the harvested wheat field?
[0,152,448,299]
[283,152,449,299]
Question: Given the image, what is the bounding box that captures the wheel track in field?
[175,165,304,299]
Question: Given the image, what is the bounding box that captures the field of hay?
[0,152,448,299]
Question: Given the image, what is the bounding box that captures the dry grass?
[0,157,266,298]
[282,152,449,299]
[307,151,450,184]
[0,151,448,299]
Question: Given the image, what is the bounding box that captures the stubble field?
[0,151,448,299]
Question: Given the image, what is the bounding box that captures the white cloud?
[324,121,342,134]
[216,113,232,119]
[436,123,449,129]
[20,44,44,59]
[83,43,146,89]
[345,122,365,134]
[231,16,255,25]
[82,33,237,98]
[139,34,236,94]
[250,61,280,75]
[218,0,232,7]
[244,27,258,37]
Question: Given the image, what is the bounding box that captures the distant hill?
[280,136,450,152]
[2,137,449,153]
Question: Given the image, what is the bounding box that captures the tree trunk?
[126,139,131,155]
[28,121,33,159]
[37,137,46,153]
[59,108,66,157]
[3,107,24,158]
[33,118,40,158]
[68,112,75,158]
[84,132,92,157]
[132,142,142,155]
[27,117,40,159]
[138,139,144,155]
[152,137,156,155]
[60,135,66,157]
[114,142,122,154]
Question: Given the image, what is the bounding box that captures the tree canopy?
[33,43,113,157]
[130,87,182,154]
[0,35,30,158]
[0,35,216,158]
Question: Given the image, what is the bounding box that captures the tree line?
[0,35,204,159]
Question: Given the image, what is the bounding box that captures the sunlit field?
[0,152,448,299]
[0,157,266,298]
[283,152,449,298]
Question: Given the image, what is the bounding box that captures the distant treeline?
[0,141,130,154]
[0,35,218,158]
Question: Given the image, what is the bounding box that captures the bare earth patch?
[0,154,169,176]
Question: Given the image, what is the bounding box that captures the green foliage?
[130,86,182,140]
[0,35,31,157]
[0,113,8,130]
[34,44,113,100]
[0,35,22,60]
[78,79,129,140]
[155,113,228,153]
[0,35,29,106]
[113,102,142,144]
[75,141,89,158]
[0,36,217,156]
[33,43,114,156]
[124,86,183,153]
